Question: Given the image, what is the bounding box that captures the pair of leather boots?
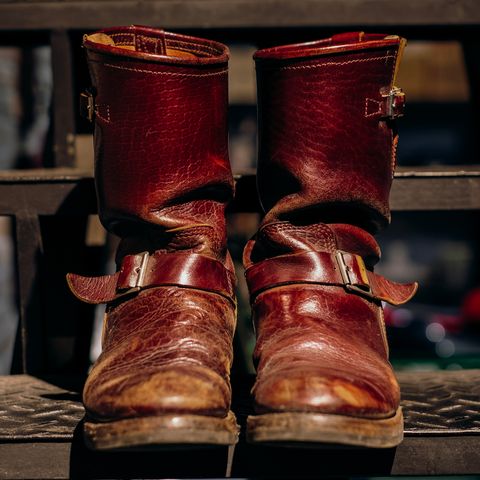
[68,26,417,451]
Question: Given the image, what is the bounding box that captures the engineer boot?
[67,26,239,450]
[244,32,417,448]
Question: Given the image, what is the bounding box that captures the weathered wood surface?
[2,166,480,215]
[0,371,479,478]
[0,0,479,30]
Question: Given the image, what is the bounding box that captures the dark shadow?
[230,375,397,478]
[69,418,232,479]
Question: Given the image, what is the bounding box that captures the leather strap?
[67,251,236,304]
[245,250,417,306]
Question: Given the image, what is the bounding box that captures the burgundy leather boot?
[67,26,239,450]
[244,32,417,448]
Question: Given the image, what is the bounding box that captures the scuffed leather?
[251,283,400,417]
[84,285,235,419]
[71,26,236,421]
[246,33,415,420]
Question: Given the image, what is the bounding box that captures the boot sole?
[247,407,403,448]
[84,410,239,451]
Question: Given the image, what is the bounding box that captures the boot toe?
[254,367,398,418]
[84,365,231,420]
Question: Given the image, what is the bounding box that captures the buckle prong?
[115,251,150,299]
[134,251,150,288]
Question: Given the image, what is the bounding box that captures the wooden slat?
[0,0,479,30]
[2,167,480,215]
[12,216,44,373]
[50,30,76,167]
[0,170,95,216]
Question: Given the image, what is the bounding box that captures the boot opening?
[85,32,202,59]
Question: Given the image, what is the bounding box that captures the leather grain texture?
[70,26,237,428]
[246,33,414,429]
[255,32,405,232]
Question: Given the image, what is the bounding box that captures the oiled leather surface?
[77,27,236,421]
[246,33,412,420]
[245,250,417,305]
[85,26,233,249]
[252,283,399,417]
[255,32,404,232]
[68,252,236,303]
[245,222,402,417]
[84,286,236,419]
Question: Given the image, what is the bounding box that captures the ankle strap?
[245,250,417,305]
[67,251,235,304]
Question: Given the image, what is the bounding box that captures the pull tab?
[132,27,167,55]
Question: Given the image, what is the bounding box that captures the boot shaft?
[83,26,234,242]
[255,32,406,232]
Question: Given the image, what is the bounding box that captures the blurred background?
[1,36,480,375]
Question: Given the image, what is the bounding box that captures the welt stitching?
[278,54,396,71]
[103,62,227,77]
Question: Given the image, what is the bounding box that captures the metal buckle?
[133,251,150,288]
[382,86,405,119]
[80,90,95,122]
[335,250,375,299]
[116,251,150,298]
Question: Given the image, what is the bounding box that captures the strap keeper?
[335,250,375,300]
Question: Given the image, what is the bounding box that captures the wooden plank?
[232,166,480,212]
[50,30,76,167]
[0,180,96,216]
[12,216,44,373]
[2,167,480,215]
[0,0,479,30]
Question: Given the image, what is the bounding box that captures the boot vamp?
[252,284,399,418]
[83,286,235,420]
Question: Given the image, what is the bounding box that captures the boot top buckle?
[381,86,405,119]
[80,90,95,122]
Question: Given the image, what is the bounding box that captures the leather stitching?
[389,48,400,176]
[169,39,222,56]
[364,98,383,118]
[102,62,227,77]
[95,104,110,123]
[277,55,396,71]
